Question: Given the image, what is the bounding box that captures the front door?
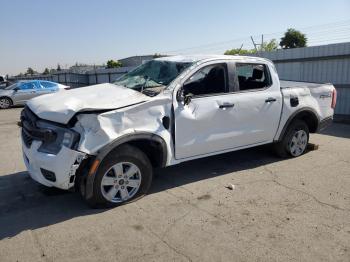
[13,81,40,104]
[174,62,236,159]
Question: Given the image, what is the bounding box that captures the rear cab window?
[236,63,272,91]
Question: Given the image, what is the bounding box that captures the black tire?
[0,97,12,109]
[86,144,153,208]
[274,120,309,158]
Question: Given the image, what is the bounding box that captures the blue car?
[0,80,69,109]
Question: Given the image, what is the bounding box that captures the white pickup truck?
[20,55,336,207]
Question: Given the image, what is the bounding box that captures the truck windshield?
[114,60,192,92]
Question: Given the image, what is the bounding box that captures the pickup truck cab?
[20,55,336,207]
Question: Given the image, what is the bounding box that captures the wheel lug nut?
[121,186,125,189]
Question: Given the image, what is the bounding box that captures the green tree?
[26,67,36,75]
[262,39,278,52]
[225,39,278,55]
[57,64,62,71]
[106,60,122,68]
[224,48,256,55]
[43,68,50,75]
[280,28,307,49]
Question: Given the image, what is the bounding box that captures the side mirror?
[176,88,184,102]
[184,93,193,105]
[176,88,193,105]
[13,87,19,91]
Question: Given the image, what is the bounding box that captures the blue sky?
[1,0,350,75]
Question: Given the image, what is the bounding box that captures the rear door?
[229,62,283,147]
[37,81,58,95]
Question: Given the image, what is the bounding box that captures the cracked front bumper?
[22,139,86,190]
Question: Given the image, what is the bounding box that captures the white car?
[20,55,336,207]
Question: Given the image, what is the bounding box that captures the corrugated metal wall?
[258,42,350,116]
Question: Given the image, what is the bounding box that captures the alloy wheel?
[0,98,10,109]
[100,162,142,203]
[289,130,308,157]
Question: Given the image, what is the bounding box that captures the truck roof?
[155,54,272,64]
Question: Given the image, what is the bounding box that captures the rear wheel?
[0,97,12,109]
[86,144,153,208]
[274,120,309,158]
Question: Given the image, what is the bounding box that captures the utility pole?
[250,36,259,53]
[251,35,264,56]
[238,44,244,54]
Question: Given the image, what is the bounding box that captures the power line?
[173,32,350,55]
[163,19,350,54]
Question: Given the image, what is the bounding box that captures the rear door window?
[236,63,272,91]
[40,81,57,88]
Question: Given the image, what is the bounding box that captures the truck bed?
[280,80,331,89]
[274,80,335,141]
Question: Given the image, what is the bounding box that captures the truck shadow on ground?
[0,145,283,240]
[320,123,350,139]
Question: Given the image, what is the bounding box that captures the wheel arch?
[96,132,168,168]
[277,108,319,142]
[82,132,168,200]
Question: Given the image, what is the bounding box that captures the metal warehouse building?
[257,42,350,119]
[9,43,350,118]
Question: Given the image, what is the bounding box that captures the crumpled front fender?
[73,95,174,200]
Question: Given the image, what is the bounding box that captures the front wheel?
[274,120,309,158]
[86,144,153,208]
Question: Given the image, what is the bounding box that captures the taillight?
[331,88,337,109]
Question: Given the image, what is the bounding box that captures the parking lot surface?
[0,108,349,262]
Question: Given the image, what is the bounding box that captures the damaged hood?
[27,83,149,124]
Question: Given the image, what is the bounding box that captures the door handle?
[219,103,234,109]
[30,91,36,94]
[265,97,277,103]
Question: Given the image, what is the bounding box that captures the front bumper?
[22,139,86,190]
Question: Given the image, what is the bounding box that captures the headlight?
[36,121,80,154]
